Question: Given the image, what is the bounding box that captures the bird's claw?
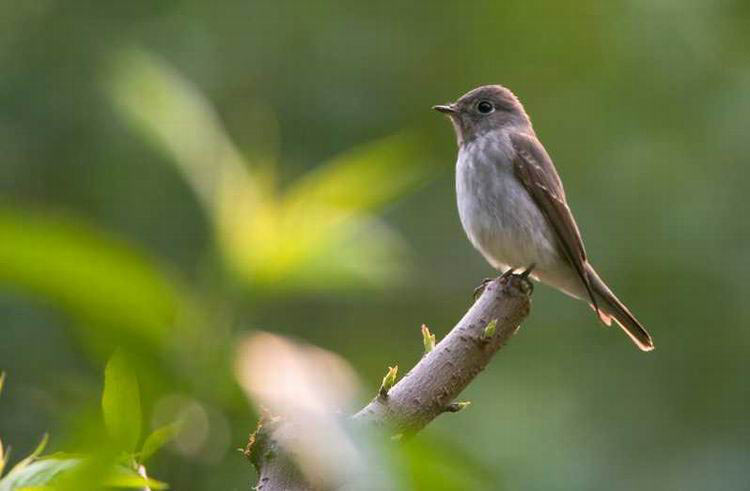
[474,265,535,301]
[519,263,535,279]
[474,267,519,301]
[518,263,536,294]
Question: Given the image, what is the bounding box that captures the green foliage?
[0,455,79,491]
[138,423,181,464]
[102,350,141,453]
[0,456,167,491]
[2,1,750,489]
[109,49,430,292]
[0,362,175,490]
[0,209,181,355]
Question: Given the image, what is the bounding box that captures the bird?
[433,85,654,351]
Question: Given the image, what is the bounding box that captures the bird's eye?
[477,101,494,114]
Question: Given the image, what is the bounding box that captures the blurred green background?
[1,1,749,489]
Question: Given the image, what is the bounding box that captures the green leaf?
[102,350,141,452]
[284,131,430,214]
[0,208,180,354]
[27,437,48,463]
[0,434,49,485]
[0,372,5,397]
[104,467,168,490]
[138,423,179,463]
[0,457,79,491]
[0,457,167,490]
[108,48,249,209]
[108,49,428,293]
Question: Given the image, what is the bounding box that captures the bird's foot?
[517,263,536,294]
[474,265,536,300]
[473,267,517,301]
[519,263,535,279]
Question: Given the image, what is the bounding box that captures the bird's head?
[433,85,530,146]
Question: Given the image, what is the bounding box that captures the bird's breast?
[455,133,561,272]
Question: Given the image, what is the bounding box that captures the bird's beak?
[432,104,457,115]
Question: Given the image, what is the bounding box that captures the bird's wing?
[510,132,600,314]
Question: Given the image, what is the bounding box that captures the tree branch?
[246,273,533,490]
[352,273,531,433]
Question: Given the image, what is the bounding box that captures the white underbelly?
[455,138,563,274]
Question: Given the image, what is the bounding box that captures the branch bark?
[352,273,531,433]
[247,273,533,490]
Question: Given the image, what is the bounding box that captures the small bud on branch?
[379,365,399,398]
[482,318,498,339]
[445,401,471,413]
[421,324,436,353]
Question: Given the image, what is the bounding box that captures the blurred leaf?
[219,202,409,291]
[0,372,5,397]
[0,208,181,353]
[0,434,49,486]
[108,48,248,209]
[0,457,166,491]
[102,350,141,453]
[138,423,179,464]
[284,132,428,213]
[219,132,428,291]
[103,466,167,489]
[108,48,430,293]
[0,441,6,479]
[27,438,48,463]
[0,458,78,491]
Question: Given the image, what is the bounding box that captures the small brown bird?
[434,85,654,351]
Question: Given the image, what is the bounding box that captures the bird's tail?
[586,264,654,352]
